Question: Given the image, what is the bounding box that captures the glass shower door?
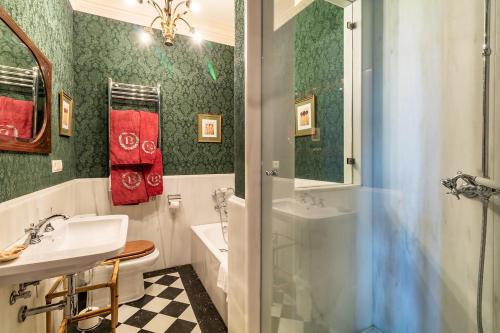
[261,0,372,332]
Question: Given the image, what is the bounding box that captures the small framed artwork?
[198,114,222,143]
[59,91,73,137]
[295,95,316,137]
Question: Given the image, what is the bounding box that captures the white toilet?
[89,240,160,306]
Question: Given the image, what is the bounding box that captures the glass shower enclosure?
[260,0,498,332]
[261,0,372,332]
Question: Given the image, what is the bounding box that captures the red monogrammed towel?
[0,96,34,140]
[110,110,141,165]
[143,149,164,197]
[111,166,149,205]
[139,111,159,165]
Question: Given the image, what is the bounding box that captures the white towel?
[217,257,229,293]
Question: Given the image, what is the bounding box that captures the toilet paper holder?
[167,194,182,206]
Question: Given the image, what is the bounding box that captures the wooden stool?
[45,259,120,333]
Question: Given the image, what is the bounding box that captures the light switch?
[272,160,280,169]
[52,160,63,173]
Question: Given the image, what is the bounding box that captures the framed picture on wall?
[295,95,316,136]
[59,91,73,137]
[198,114,222,143]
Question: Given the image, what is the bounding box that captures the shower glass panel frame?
[261,0,368,332]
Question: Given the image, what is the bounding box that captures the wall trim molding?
[0,173,236,207]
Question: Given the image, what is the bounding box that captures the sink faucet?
[299,193,317,206]
[24,214,70,245]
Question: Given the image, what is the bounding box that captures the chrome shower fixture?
[441,172,500,201]
[213,187,234,246]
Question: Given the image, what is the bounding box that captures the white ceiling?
[70,0,235,46]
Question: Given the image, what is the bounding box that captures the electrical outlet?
[52,160,63,173]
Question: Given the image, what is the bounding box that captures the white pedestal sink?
[272,198,352,223]
[0,215,128,286]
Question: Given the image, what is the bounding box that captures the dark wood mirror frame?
[0,6,52,154]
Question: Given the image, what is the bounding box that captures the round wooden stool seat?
[112,240,155,261]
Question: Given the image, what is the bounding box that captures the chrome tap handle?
[24,223,37,235]
[24,223,35,234]
[24,223,42,245]
[44,223,55,232]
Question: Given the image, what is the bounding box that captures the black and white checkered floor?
[69,265,226,333]
[270,290,330,333]
[270,290,381,333]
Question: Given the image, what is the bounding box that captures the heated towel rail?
[0,64,40,137]
[107,78,162,149]
[107,78,162,198]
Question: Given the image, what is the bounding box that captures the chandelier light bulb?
[193,32,203,44]
[139,30,152,44]
[190,28,202,44]
[124,0,136,6]
[190,2,201,13]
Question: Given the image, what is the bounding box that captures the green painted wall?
[0,0,76,203]
[294,1,344,183]
[234,0,245,198]
[73,13,235,178]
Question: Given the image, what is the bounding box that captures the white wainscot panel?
[74,174,235,270]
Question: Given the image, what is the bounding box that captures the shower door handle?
[265,169,279,177]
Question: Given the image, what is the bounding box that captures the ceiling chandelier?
[137,0,200,46]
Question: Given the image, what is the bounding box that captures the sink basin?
[272,198,353,223]
[0,215,128,285]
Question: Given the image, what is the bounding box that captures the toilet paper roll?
[169,200,180,209]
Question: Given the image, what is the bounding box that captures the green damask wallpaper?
[294,1,344,183]
[0,23,36,68]
[73,13,235,177]
[0,0,76,203]
[234,0,245,198]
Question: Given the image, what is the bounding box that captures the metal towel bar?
[0,64,40,137]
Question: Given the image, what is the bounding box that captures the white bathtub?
[191,223,228,325]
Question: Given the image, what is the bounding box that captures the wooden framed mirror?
[0,6,52,154]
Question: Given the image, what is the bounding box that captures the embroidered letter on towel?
[0,96,34,139]
[111,167,149,206]
[139,111,159,165]
[110,110,141,165]
[143,149,164,197]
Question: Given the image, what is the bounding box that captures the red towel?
[111,166,149,206]
[0,96,33,139]
[139,111,159,165]
[143,149,164,197]
[110,110,141,165]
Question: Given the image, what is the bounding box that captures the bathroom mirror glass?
[0,6,52,153]
[288,0,354,188]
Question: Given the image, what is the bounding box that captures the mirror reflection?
[0,20,46,142]
[292,0,351,188]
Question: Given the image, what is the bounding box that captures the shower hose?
[477,202,488,333]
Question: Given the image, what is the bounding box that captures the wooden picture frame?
[59,91,73,137]
[295,95,316,137]
[197,114,222,143]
